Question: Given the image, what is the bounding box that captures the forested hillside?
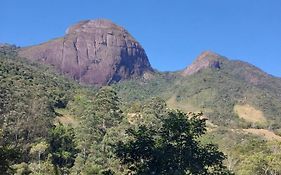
[0,46,77,173]
[1,45,281,174]
[0,46,231,174]
[114,53,281,130]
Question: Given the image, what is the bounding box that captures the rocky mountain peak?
[182,51,227,76]
[196,51,221,61]
[19,19,153,85]
[66,19,125,35]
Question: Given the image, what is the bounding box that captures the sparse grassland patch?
[242,128,281,141]
[234,104,266,124]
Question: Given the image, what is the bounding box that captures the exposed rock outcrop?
[181,51,226,76]
[19,19,153,85]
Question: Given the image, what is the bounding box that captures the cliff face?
[19,19,153,85]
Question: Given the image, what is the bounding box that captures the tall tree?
[93,86,123,132]
[0,129,19,175]
[49,124,77,174]
[115,110,232,175]
[0,146,19,175]
[73,87,124,174]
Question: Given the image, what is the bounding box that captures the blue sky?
[1,0,281,77]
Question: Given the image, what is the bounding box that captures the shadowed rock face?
[181,51,226,76]
[19,19,153,85]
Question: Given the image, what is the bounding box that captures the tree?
[49,124,77,173]
[237,141,281,175]
[0,87,10,116]
[93,86,123,132]
[73,87,124,174]
[0,146,19,175]
[139,97,167,129]
[115,110,232,175]
[29,141,49,174]
[0,128,20,175]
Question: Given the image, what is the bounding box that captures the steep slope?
[182,51,281,87]
[176,52,281,125]
[114,51,281,128]
[3,43,281,174]
[0,47,82,158]
[19,19,153,85]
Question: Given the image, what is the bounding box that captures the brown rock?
[19,19,153,85]
[181,51,226,76]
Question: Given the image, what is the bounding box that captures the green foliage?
[0,121,20,175]
[0,52,77,159]
[201,128,281,174]
[49,124,77,173]
[93,86,123,130]
[0,44,18,56]
[67,88,97,117]
[114,62,281,129]
[129,97,167,130]
[112,72,177,102]
[12,162,31,175]
[72,87,125,174]
[2,47,281,175]
[236,141,281,175]
[28,156,56,175]
[0,145,19,174]
[115,110,232,175]
[29,141,49,167]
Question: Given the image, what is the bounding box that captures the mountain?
[181,51,226,76]
[114,51,281,127]
[179,52,281,124]
[3,19,281,174]
[182,51,280,86]
[19,19,153,85]
[0,46,80,151]
[16,21,281,127]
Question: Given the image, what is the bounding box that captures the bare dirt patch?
[54,109,79,127]
[234,104,266,123]
[167,95,200,113]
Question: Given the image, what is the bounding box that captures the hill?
[2,20,281,174]
[0,45,79,148]
[114,51,281,129]
[19,19,153,85]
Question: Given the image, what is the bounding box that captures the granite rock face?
[19,19,153,85]
[181,51,225,76]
